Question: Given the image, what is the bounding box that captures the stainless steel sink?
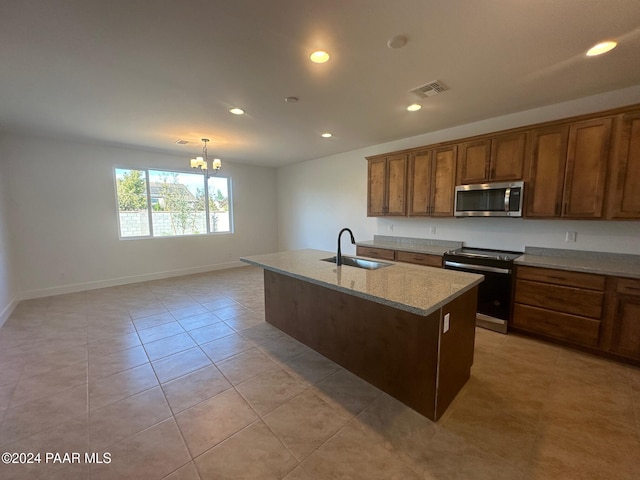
[321,256,392,270]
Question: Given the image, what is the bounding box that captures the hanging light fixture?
[190,138,221,176]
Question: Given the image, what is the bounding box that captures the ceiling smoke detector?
[409,80,448,99]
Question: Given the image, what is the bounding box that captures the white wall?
[277,86,640,256]
[2,133,278,299]
[0,138,17,325]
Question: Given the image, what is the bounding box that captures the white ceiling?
[1,0,639,167]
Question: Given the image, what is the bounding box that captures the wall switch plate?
[388,224,394,232]
[565,231,577,242]
[443,313,450,333]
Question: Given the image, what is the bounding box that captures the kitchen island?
[241,249,483,420]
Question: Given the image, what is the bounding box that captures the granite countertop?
[515,247,640,280]
[356,235,462,256]
[241,249,483,317]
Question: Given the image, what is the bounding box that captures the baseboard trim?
[0,296,19,327]
[17,260,248,301]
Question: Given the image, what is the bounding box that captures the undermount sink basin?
[321,256,392,270]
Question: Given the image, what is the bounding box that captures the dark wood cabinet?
[355,245,396,261]
[408,146,457,217]
[395,251,442,267]
[602,277,640,361]
[367,154,408,216]
[563,117,612,218]
[525,126,569,217]
[512,266,604,347]
[606,111,640,219]
[458,132,527,184]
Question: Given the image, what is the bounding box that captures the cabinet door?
[408,151,432,216]
[367,158,387,216]
[563,117,612,218]
[386,155,408,215]
[458,140,490,184]
[607,112,640,218]
[431,146,457,216]
[490,132,527,181]
[609,294,640,359]
[525,126,569,217]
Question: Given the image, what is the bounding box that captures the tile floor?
[0,266,639,479]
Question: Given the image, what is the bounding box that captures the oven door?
[443,261,512,333]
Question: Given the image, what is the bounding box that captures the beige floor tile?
[151,347,212,384]
[313,369,383,416]
[175,388,258,457]
[195,420,298,480]
[258,335,310,363]
[89,386,172,450]
[88,331,141,358]
[187,322,235,345]
[143,332,197,362]
[0,414,88,480]
[162,364,232,414]
[91,418,191,480]
[9,360,87,408]
[88,345,149,381]
[236,367,307,415]
[283,420,422,480]
[132,311,175,331]
[215,347,280,385]
[169,305,209,322]
[0,383,88,447]
[280,348,341,385]
[264,389,351,461]
[239,322,287,346]
[87,321,136,341]
[138,321,186,344]
[128,304,168,320]
[162,461,201,480]
[210,304,252,321]
[223,312,265,331]
[177,312,220,331]
[89,363,159,411]
[201,297,238,312]
[199,333,254,363]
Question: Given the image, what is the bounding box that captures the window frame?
[114,166,233,239]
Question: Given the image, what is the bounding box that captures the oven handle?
[444,261,511,275]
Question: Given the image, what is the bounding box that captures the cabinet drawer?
[356,246,396,261]
[516,266,605,290]
[515,279,604,319]
[513,303,600,347]
[616,277,640,296]
[396,251,442,267]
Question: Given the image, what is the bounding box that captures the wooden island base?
[263,270,478,421]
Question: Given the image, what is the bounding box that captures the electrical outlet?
[430,226,437,235]
[388,224,394,232]
[565,231,577,242]
[443,313,450,333]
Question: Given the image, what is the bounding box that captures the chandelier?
[190,138,221,176]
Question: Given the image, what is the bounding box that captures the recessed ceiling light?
[285,96,299,103]
[310,51,330,63]
[407,104,422,112]
[229,107,245,115]
[174,139,189,145]
[586,40,617,57]
[387,35,408,49]
[321,132,332,138]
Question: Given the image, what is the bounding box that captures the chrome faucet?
[336,228,356,266]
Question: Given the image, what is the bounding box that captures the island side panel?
[435,287,478,420]
[263,270,442,420]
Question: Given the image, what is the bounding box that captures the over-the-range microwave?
[454,181,524,217]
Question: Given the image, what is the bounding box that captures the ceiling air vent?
[409,80,448,99]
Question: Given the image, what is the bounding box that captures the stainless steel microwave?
[454,181,524,217]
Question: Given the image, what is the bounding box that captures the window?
[115,168,232,238]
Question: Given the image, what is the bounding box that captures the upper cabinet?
[408,145,457,216]
[606,111,640,219]
[368,103,639,221]
[457,132,527,184]
[367,154,408,216]
[526,117,613,219]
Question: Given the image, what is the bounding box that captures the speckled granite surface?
[516,247,640,279]
[241,249,483,317]
[356,235,462,256]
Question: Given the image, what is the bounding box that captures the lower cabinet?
[513,266,605,347]
[356,246,442,268]
[513,265,640,363]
